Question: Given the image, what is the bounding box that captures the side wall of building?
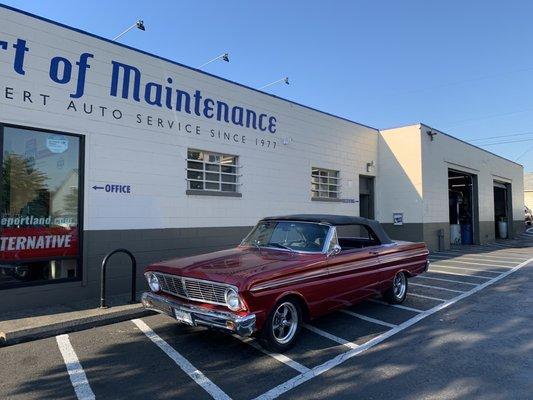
[525,173,533,212]
[420,124,525,249]
[378,124,525,251]
[526,192,533,211]
[376,125,424,242]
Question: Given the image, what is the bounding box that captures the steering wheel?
[288,239,321,251]
[286,239,306,248]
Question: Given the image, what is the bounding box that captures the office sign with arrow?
[92,183,132,194]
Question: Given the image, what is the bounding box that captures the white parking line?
[410,282,465,293]
[429,269,493,280]
[415,275,478,286]
[488,244,532,252]
[56,334,95,400]
[303,324,359,349]
[368,299,423,313]
[458,258,516,266]
[132,319,231,400]
[254,256,533,400]
[481,246,532,256]
[430,264,502,274]
[430,256,514,268]
[239,337,310,374]
[408,292,446,302]
[436,251,525,261]
[436,250,524,262]
[488,243,517,248]
[430,254,516,264]
[473,253,528,260]
[340,310,397,328]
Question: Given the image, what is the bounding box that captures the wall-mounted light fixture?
[259,77,289,90]
[114,20,146,41]
[197,53,230,69]
[427,130,438,141]
[366,161,375,173]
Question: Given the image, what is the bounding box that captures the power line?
[477,137,533,146]
[382,65,533,99]
[468,130,533,142]
[515,142,533,161]
[442,105,533,129]
[471,136,533,162]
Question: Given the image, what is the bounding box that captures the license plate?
[174,309,193,325]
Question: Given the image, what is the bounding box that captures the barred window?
[311,168,340,199]
[187,149,240,192]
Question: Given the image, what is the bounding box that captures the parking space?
[1,238,532,400]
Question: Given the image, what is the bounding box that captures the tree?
[1,154,48,215]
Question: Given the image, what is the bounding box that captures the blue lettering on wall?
[2,37,278,134]
[110,61,141,101]
[92,184,132,194]
[71,53,93,98]
[50,56,72,84]
[109,60,277,133]
[13,39,29,75]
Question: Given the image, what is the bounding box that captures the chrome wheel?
[271,302,298,344]
[393,272,407,299]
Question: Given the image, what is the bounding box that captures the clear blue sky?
[4,0,533,171]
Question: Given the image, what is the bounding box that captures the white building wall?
[420,123,524,230]
[377,125,423,226]
[0,6,378,232]
[525,173,533,211]
[378,124,524,248]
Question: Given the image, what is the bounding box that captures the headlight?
[146,272,160,292]
[224,288,242,311]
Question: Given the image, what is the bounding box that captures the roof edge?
[419,123,523,168]
[380,122,523,168]
[0,3,379,132]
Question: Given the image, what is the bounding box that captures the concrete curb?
[1,305,155,346]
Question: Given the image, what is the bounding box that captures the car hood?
[146,246,324,289]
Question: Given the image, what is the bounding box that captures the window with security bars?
[311,168,340,199]
[187,149,240,192]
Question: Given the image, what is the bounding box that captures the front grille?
[154,272,229,306]
[158,273,187,297]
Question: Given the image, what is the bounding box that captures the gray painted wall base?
[382,220,525,251]
[2,221,527,312]
[0,226,252,313]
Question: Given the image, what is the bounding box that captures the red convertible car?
[142,215,429,351]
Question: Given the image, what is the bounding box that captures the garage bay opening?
[493,181,512,239]
[448,169,479,245]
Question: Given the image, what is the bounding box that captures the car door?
[326,244,382,309]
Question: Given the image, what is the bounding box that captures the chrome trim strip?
[322,226,337,254]
[327,259,379,275]
[240,245,324,254]
[250,268,329,292]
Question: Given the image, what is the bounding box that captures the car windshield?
[242,221,330,253]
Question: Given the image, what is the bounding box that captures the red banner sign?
[0,226,78,261]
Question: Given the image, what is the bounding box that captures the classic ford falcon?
[142,215,429,351]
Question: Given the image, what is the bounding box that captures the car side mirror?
[327,244,341,257]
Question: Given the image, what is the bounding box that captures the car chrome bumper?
[141,291,256,337]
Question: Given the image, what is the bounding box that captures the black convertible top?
[261,214,393,244]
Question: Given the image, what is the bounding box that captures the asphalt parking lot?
[1,231,532,400]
